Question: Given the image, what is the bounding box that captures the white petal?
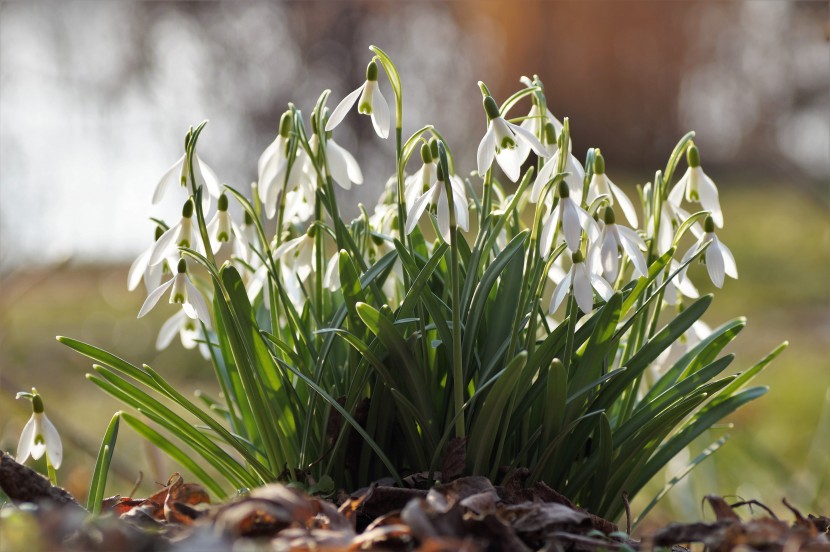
[185,278,212,325]
[530,160,556,203]
[476,124,496,176]
[451,176,469,232]
[495,145,522,182]
[575,206,601,243]
[273,234,305,260]
[608,179,638,227]
[405,187,435,235]
[195,154,221,198]
[539,205,560,257]
[600,230,619,281]
[668,170,689,207]
[437,187,451,243]
[128,246,152,291]
[328,140,363,188]
[138,278,175,318]
[326,83,365,132]
[149,223,181,266]
[561,199,582,252]
[706,237,726,288]
[696,168,723,227]
[324,253,340,291]
[720,239,738,279]
[590,272,615,301]
[573,264,595,313]
[16,415,36,463]
[549,271,572,313]
[507,120,549,158]
[257,138,279,180]
[371,87,391,139]
[144,262,164,293]
[40,414,62,469]
[152,155,185,204]
[157,311,186,350]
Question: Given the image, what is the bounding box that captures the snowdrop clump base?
[59,46,785,523]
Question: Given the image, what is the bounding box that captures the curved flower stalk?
[16,389,62,473]
[326,60,390,139]
[549,250,614,314]
[477,95,548,182]
[679,215,737,288]
[149,198,201,266]
[138,258,212,326]
[595,206,648,282]
[539,180,600,257]
[587,152,638,227]
[405,163,469,243]
[668,145,723,228]
[153,129,220,209]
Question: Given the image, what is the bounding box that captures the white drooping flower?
[668,145,723,228]
[149,199,200,266]
[138,258,212,326]
[405,164,469,243]
[326,60,390,139]
[539,180,601,257]
[156,310,210,360]
[16,389,62,469]
[663,259,700,306]
[530,138,586,205]
[302,133,363,192]
[549,250,614,314]
[128,225,169,293]
[679,216,737,288]
[152,131,221,209]
[258,112,297,219]
[404,142,438,210]
[518,103,563,163]
[587,152,638,227]
[477,95,549,182]
[273,229,316,283]
[596,207,648,282]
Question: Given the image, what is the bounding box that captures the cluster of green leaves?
[60,46,785,521]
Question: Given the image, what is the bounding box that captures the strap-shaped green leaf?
[87,412,121,514]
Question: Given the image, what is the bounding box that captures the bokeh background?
[1,1,828,532]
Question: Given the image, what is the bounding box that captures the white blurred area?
[1,2,826,271]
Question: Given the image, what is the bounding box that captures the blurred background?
[1,1,828,532]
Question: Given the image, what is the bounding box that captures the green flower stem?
[46,456,57,486]
[481,167,493,230]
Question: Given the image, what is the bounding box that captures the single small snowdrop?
[476,95,549,182]
[668,145,723,228]
[596,207,648,282]
[302,132,363,192]
[206,193,245,254]
[138,258,212,326]
[233,209,257,265]
[149,199,200,266]
[273,228,316,282]
[259,112,296,219]
[156,310,211,359]
[663,260,700,306]
[405,163,469,243]
[153,131,221,208]
[326,60,390,139]
[679,216,737,288]
[16,389,62,470]
[531,136,586,206]
[404,142,438,210]
[549,250,614,314]
[539,180,601,257]
[128,225,169,293]
[518,104,563,163]
[587,152,638,227]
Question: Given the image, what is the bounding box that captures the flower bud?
[436,162,445,182]
[594,152,606,175]
[687,145,701,168]
[558,180,570,198]
[604,206,616,225]
[420,143,433,164]
[429,138,440,160]
[572,250,585,264]
[704,215,715,233]
[544,122,557,146]
[182,198,194,218]
[279,111,292,138]
[32,393,44,414]
[366,60,379,82]
[218,193,229,212]
[177,258,187,274]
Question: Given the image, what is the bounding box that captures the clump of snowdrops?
[60,46,785,522]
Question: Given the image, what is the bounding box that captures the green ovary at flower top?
[59,45,785,523]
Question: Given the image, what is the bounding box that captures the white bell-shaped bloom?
[667,145,723,228]
[128,225,173,293]
[153,146,220,210]
[550,250,614,314]
[138,258,211,326]
[678,216,737,288]
[539,181,600,257]
[477,95,548,182]
[587,153,638,227]
[16,390,62,469]
[326,60,390,139]
[156,310,210,362]
[518,104,563,163]
[663,260,700,306]
[596,207,648,282]
[405,167,469,243]
[273,230,316,282]
[404,143,438,210]
[530,144,586,206]
[149,199,200,266]
[326,137,363,190]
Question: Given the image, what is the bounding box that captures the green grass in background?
[1,181,827,526]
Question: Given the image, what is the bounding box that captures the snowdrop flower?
[668,145,723,228]
[405,163,469,243]
[16,389,62,470]
[663,260,700,306]
[530,132,586,205]
[274,228,316,282]
[258,112,296,219]
[518,104,563,163]
[549,250,614,314]
[149,199,200,266]
[679,216,737,288]
[206,193,245,255]
[588,152,638,227]
[539,180,600,257]
[128,225,169,293]
[326,60,390,139]
[153,133,220,208]
[404,143,438,209]
[138,258,211,326]
[302,133,363,192]
[597,207,648,282]
[477,95,549,182]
